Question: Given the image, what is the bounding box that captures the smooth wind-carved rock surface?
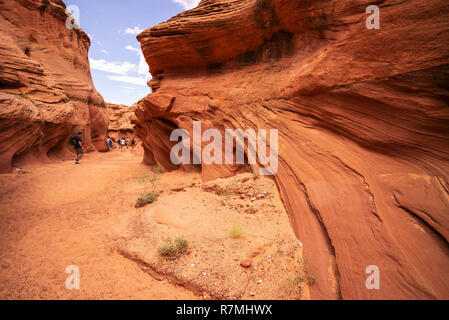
[0,0,109,172]
[134,0,449,299]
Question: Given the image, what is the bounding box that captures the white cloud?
[172,0,200,10]
[124,86,137,93]
[89,58,136,75]
[106,75,148,86]
[125,45,140,54]
[125,26,143,35]
[100,49,109,55]
[125,45,150,76]
[89,46,151,90]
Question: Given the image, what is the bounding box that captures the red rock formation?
[0,0,109,172]
[106,103,137,141]
[134,0,449,299]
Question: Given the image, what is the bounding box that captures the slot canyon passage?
[1,0,449,300]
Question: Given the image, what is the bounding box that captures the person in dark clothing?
[72,132,84,164]
[131,137,136,149]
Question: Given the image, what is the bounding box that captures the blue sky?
[66,0,200,105]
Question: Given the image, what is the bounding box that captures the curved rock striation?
[134,0,449,299]
[0,0,109,172]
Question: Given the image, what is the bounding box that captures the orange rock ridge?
[134,0,449,299]
[0,0,109,173]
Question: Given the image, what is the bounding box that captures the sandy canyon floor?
[0,149,311,299]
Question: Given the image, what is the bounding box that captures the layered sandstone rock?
[0,0,109,172]
[134,0,449,299]
[106,103,137,141]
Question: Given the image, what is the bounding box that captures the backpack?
[69,136,77,146]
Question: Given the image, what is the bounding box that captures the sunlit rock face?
[0,0,109,172]
[106,103,138,141]
[134,0,449,299]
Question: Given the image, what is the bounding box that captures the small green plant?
[229,220,245,238]
[135,191,159,208]
[174,236,188,253]
[135,167,161,208]
[298,254,319,286]
[158,241,177,257]
[158,236,189,259]
[287,254,319,297]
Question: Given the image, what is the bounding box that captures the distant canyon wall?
[0,0,109,172]
[106,103,137,141]
[134,0,449,299]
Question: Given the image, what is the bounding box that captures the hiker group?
[107,136,136,152]
[69,131,137,164]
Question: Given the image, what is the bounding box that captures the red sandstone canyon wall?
[134,0,449,299]
[0,0,109,172]
[106,103,137,141]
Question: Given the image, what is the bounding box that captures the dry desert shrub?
[158,236,189,259]
[135,191,159,208]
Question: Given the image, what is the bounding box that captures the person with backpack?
[70,132,84,164]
